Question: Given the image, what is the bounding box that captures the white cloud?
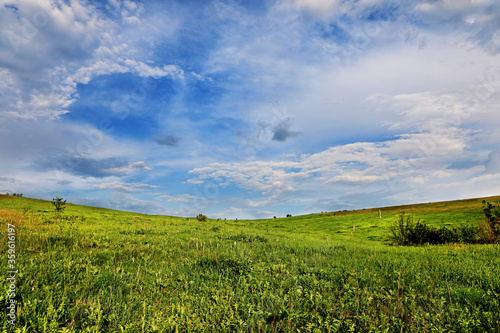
[69,58,184,85]
[412,0,500,54]
[189,160,307,197]
[281,0,342,16]
[0,0,108,118]
[1,0,500,218]
[129,161,152,171]
[326,172,387,185]
[414,0,493,19]
[91,181,157,193]
[71,60,130,85]
[0,0,183,121]
[186,179,204,185]
[108,192,168,214]
[277,0,391,19]
[122,60,184,79]
[186,78,498,212]
[157,194,197,203]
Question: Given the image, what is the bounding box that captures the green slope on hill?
[1,194,499,332]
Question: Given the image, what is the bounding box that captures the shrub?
[479,200,500,243]
[196,213,207,222]
[408,221,435,245]
[389,212,418,245]
[51,197,67,213]
[389,212,479,245]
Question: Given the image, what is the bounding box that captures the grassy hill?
[1,194,499,332]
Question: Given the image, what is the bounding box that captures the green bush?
[196,213,207,222]
[51,197,67,213]
[389,212,420,245]
[389,212,479,246]
[449,224,478,243]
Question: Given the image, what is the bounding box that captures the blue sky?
[1,0,500,218]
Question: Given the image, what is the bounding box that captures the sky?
[1,0,500,219]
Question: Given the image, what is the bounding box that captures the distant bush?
[196,214,207,222]
[389,212,479,246]
[52,197,67,214]
[479,200,500,244]
[11,193,23,197]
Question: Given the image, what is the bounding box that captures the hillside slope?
[1,194,499,332]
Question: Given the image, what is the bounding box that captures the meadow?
[1,194,499,332]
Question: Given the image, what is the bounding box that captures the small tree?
[52,197,67,216]
[196,214,207,222]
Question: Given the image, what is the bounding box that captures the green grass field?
[1,194,500,332]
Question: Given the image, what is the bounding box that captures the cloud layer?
[1,0,499,218]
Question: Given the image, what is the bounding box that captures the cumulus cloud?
[189,160,308,199]
[0,0,183,121]
[0,0,108,119]
[187,84,492,211]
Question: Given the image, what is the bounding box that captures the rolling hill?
[1,194,499,332]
